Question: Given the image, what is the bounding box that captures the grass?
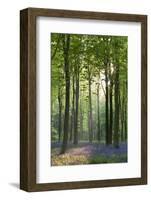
[89,154,127,164]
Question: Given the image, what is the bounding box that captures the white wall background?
[0,0,150,199]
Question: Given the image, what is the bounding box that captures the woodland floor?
[51,142,127,166]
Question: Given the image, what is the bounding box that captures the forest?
[51,33,128,166]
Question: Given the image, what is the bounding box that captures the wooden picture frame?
[20,7,147,192]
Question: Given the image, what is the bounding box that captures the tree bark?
[88,65,93,143]
[108,65,113,144]
[69,75,75,142]
[79,94,83,141]
[124,106,127,141]
[61,34,70,154]
[105,63,109,145]
[120,86,125,142]
[73,64,79,145]
[97,82,101,142]
[109,82,113,144]
[58,87,62,142]
[124,82,127,141]
[113,64,120,148]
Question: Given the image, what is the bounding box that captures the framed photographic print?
[20,8,147,191]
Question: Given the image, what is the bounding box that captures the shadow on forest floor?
[51,142,127,166]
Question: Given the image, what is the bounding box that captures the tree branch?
[51,35,61,60]
[100,79,106,96]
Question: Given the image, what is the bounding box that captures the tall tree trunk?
[61,34,70,154]
[124,106,127,141]
[120,86,125,142]
[79,92,83,141]
[88,66,93,143]
[118,90,121,142]
[109,66,113,144]
[113,64,120,148]
[69,113,72,142]
[58,87,62,142]
[105,64,109,145]
[121,114,124,142]
[124,82,127,141]
[97,82,101,142]
[73,64,79,145]
[69,75,75,142]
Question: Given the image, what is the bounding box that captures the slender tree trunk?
[97,82,101,142]
[61,35,70,154]
[121,115,124,142]
[74,64,79,145]
[118,91,121,142]
[70,75,75,142]
[113,64,120,148]
[124,106,127,141]
[79,90,83,141]
[69,113,72,142]
[88,66,93,143]
[124,82,127,141]
[58,88,62,142]
[109,83,113,144]
[109,67,113,144]
[120,87,125,142]
[105,64,109,145]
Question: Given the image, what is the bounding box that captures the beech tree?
[51,33,127,153]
